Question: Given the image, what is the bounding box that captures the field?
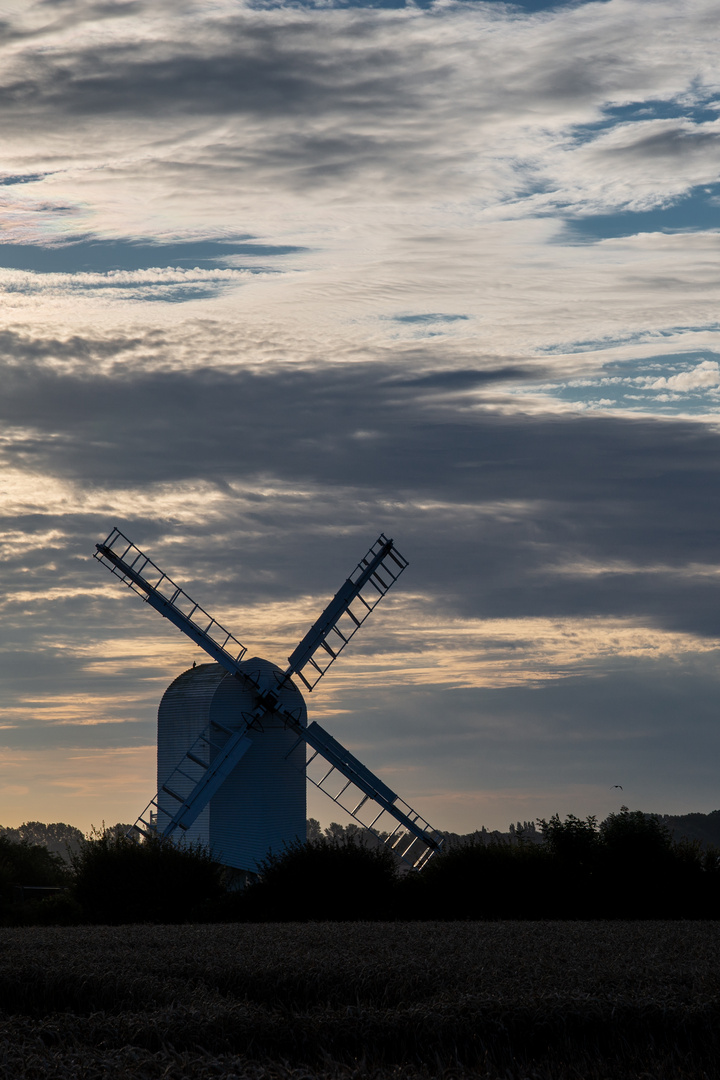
[1,922,719,1079]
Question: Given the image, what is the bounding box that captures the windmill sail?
[286,533,408,690]
[95,528,248,676]
[296,721,442,869]
[133,719,255,839]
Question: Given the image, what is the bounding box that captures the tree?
[306,817,323,843]
[538,813,600,867]
[0,822,85,862]
[600,806,673,864]
[510,820,541,844]
[595,806,681,917]
[0,835,70,920]
[323,821,348,842]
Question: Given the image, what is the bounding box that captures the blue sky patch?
[141,286,228,304]
[0,237,304,274]
[562,184,720,241]
[0,172,50,186]
[391,313,469,324]
[578,97,720,136]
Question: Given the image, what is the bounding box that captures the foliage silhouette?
[239,835,400,921]
[0,835,68,897]
[71,829,226,924]
[408,837,555,919]
[0,834,70,925]
[5,808,720,923]
[596,806,702,918]
[415,808,720,920]
[539,813,600,865]
[0,821,85,862]
[600,806,673,862]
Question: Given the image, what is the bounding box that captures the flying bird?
[612,785,623,790]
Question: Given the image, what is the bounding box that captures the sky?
[1,0,720,836]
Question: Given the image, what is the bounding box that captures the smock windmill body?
[94,529,442,872]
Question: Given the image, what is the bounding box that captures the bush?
[71,831,227,924]
[239,835,401,921]
[407,838,556,919]
[32,891,84,926]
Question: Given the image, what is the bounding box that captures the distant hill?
[659,810,720,849]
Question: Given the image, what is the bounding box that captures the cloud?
[647,359,720,391]
[1,337,720,640]
[0,265,262,304]
[1,0,718,214]
[0,0,719,361]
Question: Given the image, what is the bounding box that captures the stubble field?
[1,921,719,1079]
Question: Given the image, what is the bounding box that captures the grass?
[1,921,719,1078]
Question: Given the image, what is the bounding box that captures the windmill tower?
[94,528,442,871]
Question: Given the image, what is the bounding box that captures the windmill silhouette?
[94,528,442,871]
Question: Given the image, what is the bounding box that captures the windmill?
[94,528,442,872]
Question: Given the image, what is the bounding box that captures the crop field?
[1,922,719,1079]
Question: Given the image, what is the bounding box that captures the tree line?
[1,806,720,924]
[311,808,720,851]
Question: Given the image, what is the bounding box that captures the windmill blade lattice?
[95,528,248,674]
[132,719,256,840]
[285,533,408,691]
[298,720,441,869]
